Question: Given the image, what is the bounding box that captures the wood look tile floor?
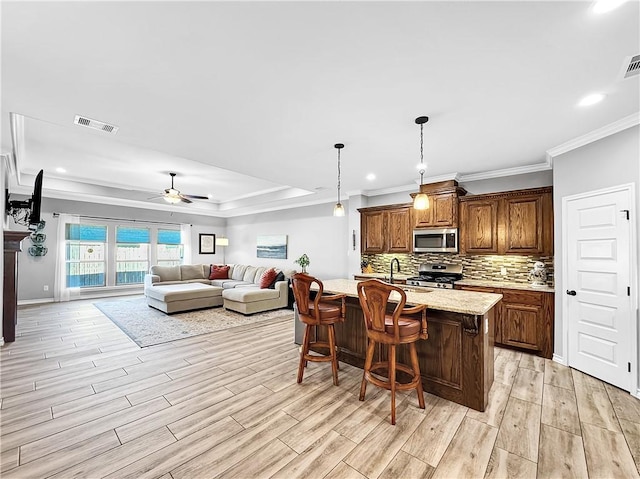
[1,299,639,479]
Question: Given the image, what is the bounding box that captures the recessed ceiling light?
[592,0,627,14]
[56,167,66,173]
[578,93,606,107]
[366,173,376,181]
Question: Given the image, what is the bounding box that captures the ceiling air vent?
[74,115,119,134]
[619,54,640,80]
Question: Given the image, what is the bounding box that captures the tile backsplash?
[361,252,554,286]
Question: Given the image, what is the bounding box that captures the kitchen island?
[313,279,502,411]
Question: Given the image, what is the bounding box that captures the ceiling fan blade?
[183,194,209,200]
[147,195,164,200]
[179,196,193,204]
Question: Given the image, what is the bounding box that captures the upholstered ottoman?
[146,283,223,314]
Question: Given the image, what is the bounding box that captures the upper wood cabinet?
[387,207,412,252]
[360,205,412,254]
[411,180,467,228]
[459,187,553,256]
[361,210,386,253]
[459,198,499,254]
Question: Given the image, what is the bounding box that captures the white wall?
[226,201,350,280]
[13,198,226,301]
[553,125,640,388]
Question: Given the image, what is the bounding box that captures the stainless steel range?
[406,262,463,289]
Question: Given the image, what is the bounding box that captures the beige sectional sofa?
[144,263,290,314]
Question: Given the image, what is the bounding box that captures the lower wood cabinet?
[455,285,554,358]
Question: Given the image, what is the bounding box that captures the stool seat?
[383,316,421,338]
[292,273,346,386]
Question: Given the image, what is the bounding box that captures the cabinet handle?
[566,290,577,296]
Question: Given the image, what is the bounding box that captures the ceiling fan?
[152,172,209,204]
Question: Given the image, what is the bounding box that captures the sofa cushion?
[231,264,248,281]
[181,264,206,281]
[209,264,230,280]
[259,268,278,289]
[253,267,267,284]
[268,271,285,289]
[243,266,259,283]
[150,265,181,282]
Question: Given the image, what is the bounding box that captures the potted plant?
[294,253,310,273]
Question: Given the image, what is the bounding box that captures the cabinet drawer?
[502,290,543,306]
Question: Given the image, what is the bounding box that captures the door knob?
[566,290,577,296]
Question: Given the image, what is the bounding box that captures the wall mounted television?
[5,169,44,230]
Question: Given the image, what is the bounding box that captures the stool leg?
[409,342,425,409]
[297,324,310,384]
[360,338,375,401]
[389,344,397,425]
[327,324,339,386]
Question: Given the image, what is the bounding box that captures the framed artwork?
[257,234,287,259]
[199,233,216,254]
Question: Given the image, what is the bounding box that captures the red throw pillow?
[209,264,230,280]
[259,268,278,289]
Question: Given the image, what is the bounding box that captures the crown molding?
[459,161,551,182]
[546,112,640,165]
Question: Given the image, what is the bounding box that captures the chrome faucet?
[390,258,401,284]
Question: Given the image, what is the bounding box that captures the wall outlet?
[500,266,507,276]
[43,285,49,291]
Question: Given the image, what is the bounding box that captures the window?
[65,224,107,287]
[63,221,183,290]
[116,227,150,285]
[157,229,183,266]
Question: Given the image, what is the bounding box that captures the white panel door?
[566,189,631,390]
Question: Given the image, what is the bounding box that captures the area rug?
[94,297,293,347]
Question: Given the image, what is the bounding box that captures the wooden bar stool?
[357,279,428,425]
[292,273,346,386]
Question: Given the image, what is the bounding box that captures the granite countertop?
[319,279,502,316]
[455,278,555,293]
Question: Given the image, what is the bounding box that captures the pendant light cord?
[419,122,425,183]
[337,147,341,203]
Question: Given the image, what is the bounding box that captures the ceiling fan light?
[333,202,345,217]
[413,193,430,210]
[163,195,181,204]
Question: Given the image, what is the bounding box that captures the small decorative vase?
[528,261,547,288]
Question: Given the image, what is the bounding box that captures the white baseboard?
[552,353,567,366]
[17,298,55,306]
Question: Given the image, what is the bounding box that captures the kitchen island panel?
[316,295,494,411]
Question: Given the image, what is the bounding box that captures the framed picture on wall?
[257,235,287,259]
[199,233,216,254]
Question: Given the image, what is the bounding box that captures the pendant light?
[413,116,430,210]
[333,143,345,217]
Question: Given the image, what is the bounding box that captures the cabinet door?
[500,290,543,352]
[413,202,433,228]
[361,211,386,253]
[432,193,456,226]
[502,195,544,254]
[387,208,412,253]
[500,302,541,351]
[460,199,499,254]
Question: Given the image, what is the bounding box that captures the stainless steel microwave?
[413,228,458,253]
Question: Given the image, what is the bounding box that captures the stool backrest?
[357,279,407,341]
[291,273,324,323]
